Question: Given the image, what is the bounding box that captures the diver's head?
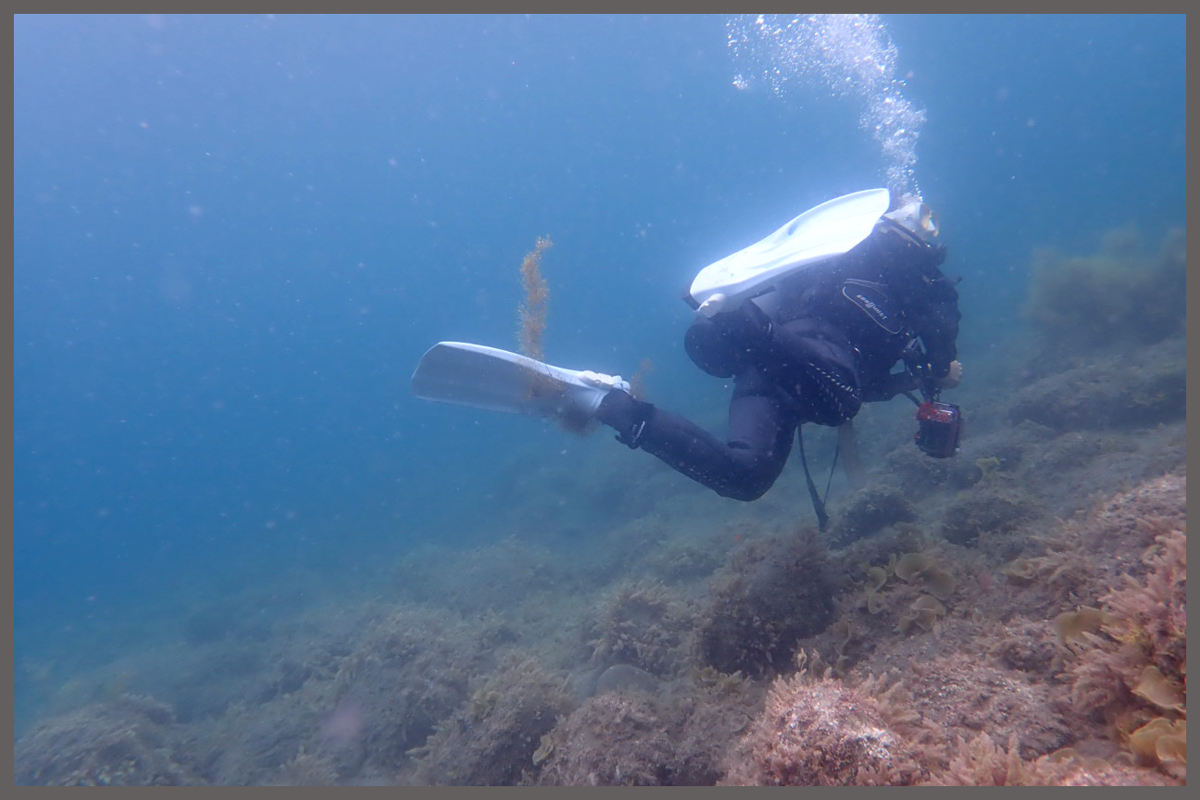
[883,197,939,242]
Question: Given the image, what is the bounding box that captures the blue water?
[13,14,1186,734]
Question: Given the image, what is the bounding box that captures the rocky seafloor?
[15,231,1187,786]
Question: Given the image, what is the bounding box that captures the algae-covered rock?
[594,664,660,696]
[1008,337,1184,432]
[722,675,923,786]
[411,654,574,785]
[589,581,691,676]
[536,693,675,785]
[14,694,199,786]
[537,678,758,786]
[1025,226,1185,353]
[829,485,918,544]
[696,531,834,676]
[939,487,1043,546]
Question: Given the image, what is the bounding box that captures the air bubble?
[724,14,925,199]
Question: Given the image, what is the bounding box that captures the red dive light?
[915,401,961,458]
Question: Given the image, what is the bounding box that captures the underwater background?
[13,14,1186,785]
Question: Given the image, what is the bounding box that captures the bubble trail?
[726,14,927,201]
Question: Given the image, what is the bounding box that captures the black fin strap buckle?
[618,419,648,450]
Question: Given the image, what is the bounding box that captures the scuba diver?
[413,189,963,526]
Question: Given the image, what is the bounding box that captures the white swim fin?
[411,341,630,420]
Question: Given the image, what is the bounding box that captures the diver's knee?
[684,317,738,378]
[715,467,779,502]
[718,480,774,502]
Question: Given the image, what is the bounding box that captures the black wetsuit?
[596,218,961,501]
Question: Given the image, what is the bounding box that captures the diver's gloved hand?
[936,360,963,390]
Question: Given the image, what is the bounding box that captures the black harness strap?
[797,424,840,532]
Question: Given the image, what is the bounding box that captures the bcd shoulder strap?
[841,278,904,334]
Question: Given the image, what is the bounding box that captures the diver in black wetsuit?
[593,200,963,502]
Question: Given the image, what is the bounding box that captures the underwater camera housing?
[915,401,962,458]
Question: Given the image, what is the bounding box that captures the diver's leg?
[596,373,794,501]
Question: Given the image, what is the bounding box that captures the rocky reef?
[14,694,200,786]
[1025,226,1185,355]
[695,530,835,676]
[15,226,1186,786]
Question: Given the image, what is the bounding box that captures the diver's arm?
[910,275,961,379]
[862,369,919,403]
